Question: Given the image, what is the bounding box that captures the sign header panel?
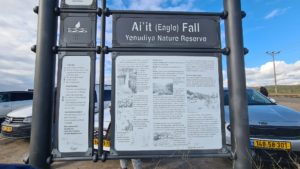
[112,54,223,152]
[113,15,221,48]
[60,14,96,47]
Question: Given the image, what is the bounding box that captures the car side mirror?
[269,98,276,104]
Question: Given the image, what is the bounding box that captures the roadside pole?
[29,0,58,168]
[223,0,252,168]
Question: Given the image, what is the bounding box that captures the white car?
[1,105,32,138]
[1,86,111,139]
[0,91,33,123]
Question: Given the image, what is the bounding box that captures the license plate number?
[93,139,110,151]
[1,126,12,132]
[252,139,291,150]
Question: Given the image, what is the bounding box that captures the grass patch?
[253,85,300,96]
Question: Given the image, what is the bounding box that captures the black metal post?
[29,0,58,168]
[98,0,106,158]
[223,0,251,168]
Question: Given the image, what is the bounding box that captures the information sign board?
[113,14,220,48]
[111,54,224,154]
[58,56,91,153]
[60,13,96,47]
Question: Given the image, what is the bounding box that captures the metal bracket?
[221,11,228,19]
[46,155,53,165]
[241,11,246,18]
[102,46,109,54]
[220,11,245,19]
[222,47,230,55]
[23,153,30,164]
[51,148,62,158]
[52,46,101,53]
[54,7,102,16]
[92,153,98,162]
[31,45,37,53]
[33,6,39,14]
[231,152,237,160]
[103,8,111,17]
[100,152,108,162]
[244,48,249,55]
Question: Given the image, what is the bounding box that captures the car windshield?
[224,89,275,105]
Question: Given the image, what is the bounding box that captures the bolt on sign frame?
[29,0,251,168]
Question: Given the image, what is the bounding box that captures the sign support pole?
[223,0,251,168]
[29,0,58,168]
[98,0,107,160]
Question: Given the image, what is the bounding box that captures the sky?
[0,0,299,91]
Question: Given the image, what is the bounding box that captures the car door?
[10,92,33,111]
[0,92,12,118]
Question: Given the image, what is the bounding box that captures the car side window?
[11,92,33,101]
[104,90,111,101]
[0,93,9,103]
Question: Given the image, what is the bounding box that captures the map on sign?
[113,55,223,151]
[58,56,91,153]
[65,0,93,6]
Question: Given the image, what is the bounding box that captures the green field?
[253,85,300,96]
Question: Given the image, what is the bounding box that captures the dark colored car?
[224,88,300,165]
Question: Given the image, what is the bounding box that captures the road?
[0,97,299,169]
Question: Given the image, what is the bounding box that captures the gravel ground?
[0,97,299,169]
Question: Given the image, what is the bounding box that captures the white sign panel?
[65,0,93,6]
[115,55,222,151]
[58,56,91,153]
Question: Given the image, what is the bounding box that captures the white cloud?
[0,0,37,91]
[264,7,290,20]
[128,0,195,11]
[245,61,300,86]
[222,61,300,87]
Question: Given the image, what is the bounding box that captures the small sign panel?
[65,0,93,6]
[58,56,91,153]
[113,15,220,48]
[60,14,96,47]
[113,55,223,152]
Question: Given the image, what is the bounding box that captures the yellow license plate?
[93,139,110,148]
[253,140,291,150]
[2,126,12,132]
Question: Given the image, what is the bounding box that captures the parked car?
[1,105,32,138]
[224,88,300,164]
[1,85,111,139]
[0,91,33,123]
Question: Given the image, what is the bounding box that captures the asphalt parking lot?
[0,97,299,169]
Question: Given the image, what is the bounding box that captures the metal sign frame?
[52,52,96,158]
[30,0,251,168]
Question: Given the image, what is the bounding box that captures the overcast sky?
[0,0,299,91]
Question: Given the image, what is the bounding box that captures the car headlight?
[23,117,32,123]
